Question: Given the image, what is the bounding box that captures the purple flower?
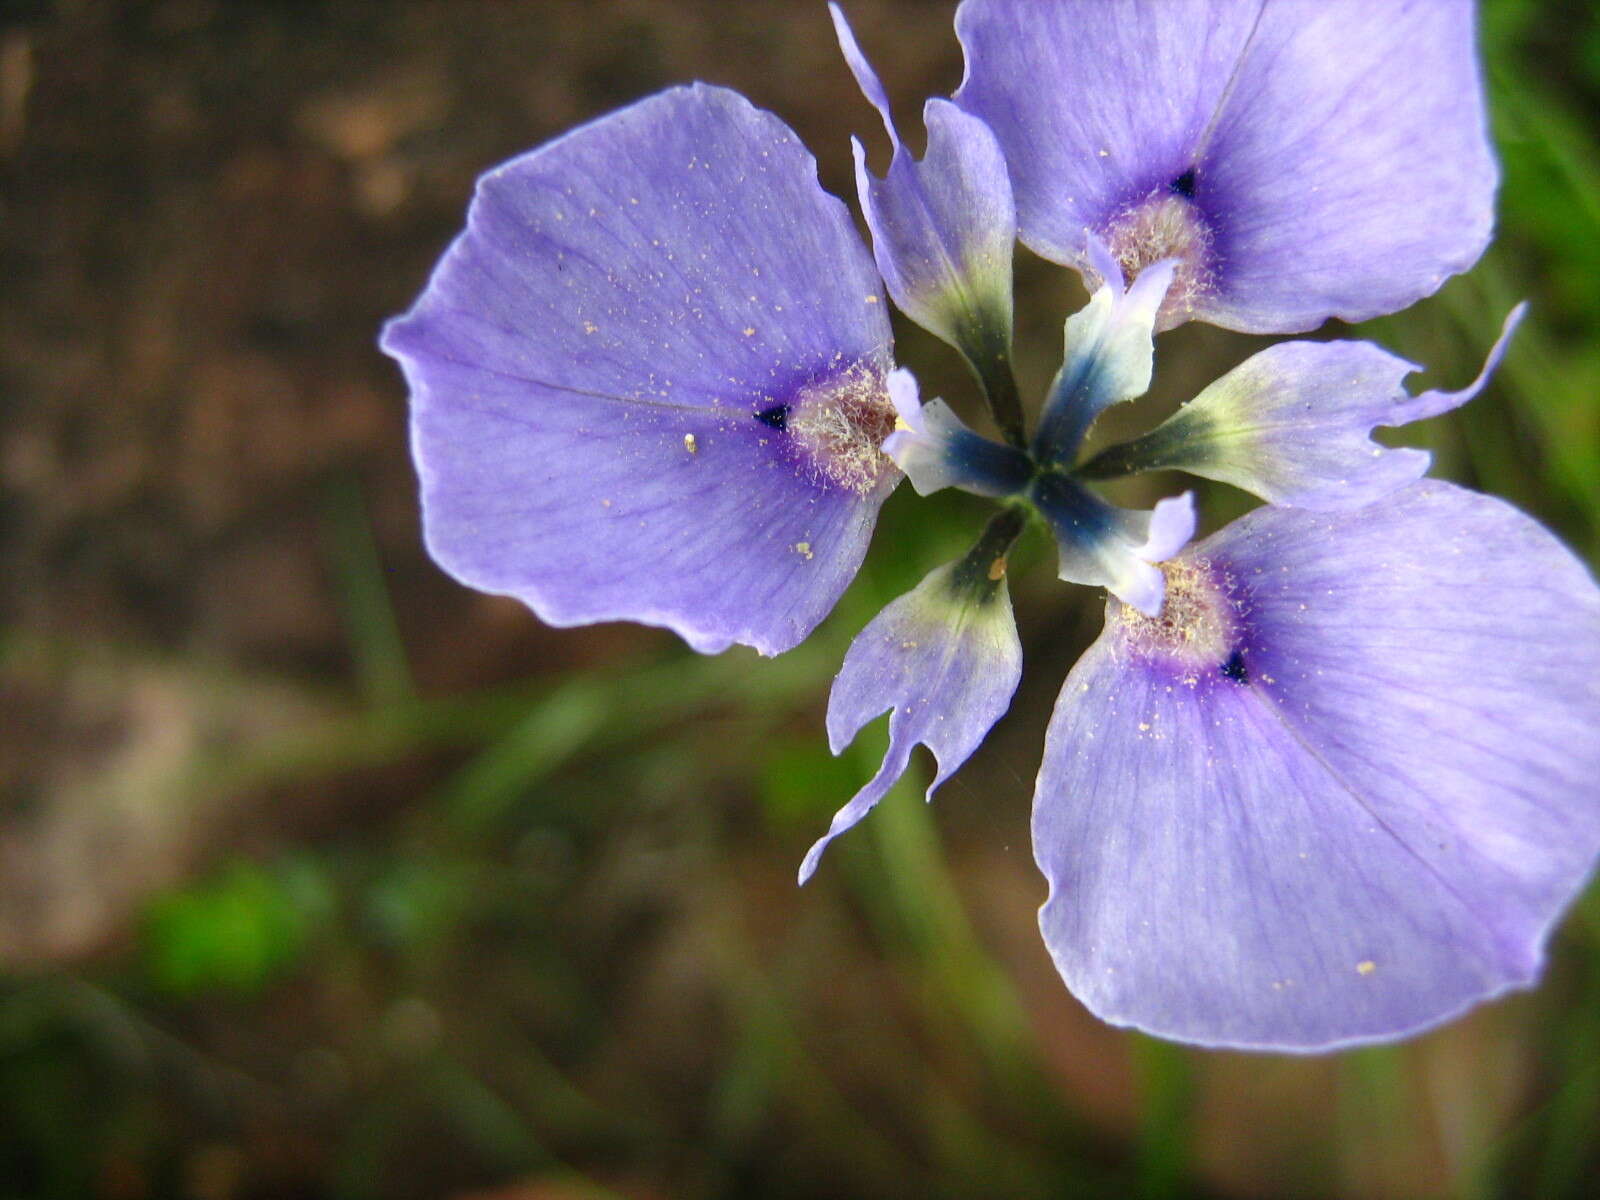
[382,3,1600,1052]
[953,0,1497,331]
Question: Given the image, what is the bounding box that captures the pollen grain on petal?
[1097,191,1215,328]
[1115,557,1239,673]
[787,362,900,495]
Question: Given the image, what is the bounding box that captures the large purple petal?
[382,85,899,656]
[1201,0,1496,330]
[1083,305,1526,509]
[1035,482,1600,1050]
[831,5,1017,372]
[954,0,1496,332]
[800,544,1023,883]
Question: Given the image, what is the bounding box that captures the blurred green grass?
[3,0,1600,1197]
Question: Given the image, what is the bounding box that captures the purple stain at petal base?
[1034,481,1600,1051]
[382,85,905,656]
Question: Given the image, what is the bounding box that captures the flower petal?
[882,370,1033,499]
[1035,481,1600,1050]
[1032,254,1174,466]
[954,0,1496,332]
[801,542,1024,883]
[1029,476,1195,616]
[382,85,900,656]
[832,5,1018,375]
[1199,0,1497,331]
[1083,304,1526,509]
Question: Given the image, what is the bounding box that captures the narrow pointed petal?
[830,2,897,148]
[1085,305,1526,510]
[382,86,899,656]
[1032,257,1175,467]
[954,0,1496,332]
[882,371,1033,499]
[832,6,1017,374]
[1030,476,1195,616]
[801,545,1023,882]
[1035,482,1600,1050]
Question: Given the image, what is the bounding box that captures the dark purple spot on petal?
[756,403,790,431]
[1220,647,1249,683]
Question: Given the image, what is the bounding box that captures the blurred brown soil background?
[5,0,945,960]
